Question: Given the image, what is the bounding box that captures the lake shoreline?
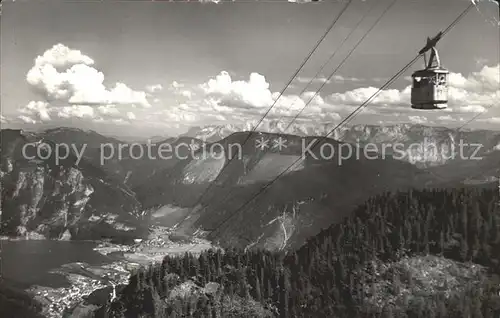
[2,226,217,317]
[0,235,101,242]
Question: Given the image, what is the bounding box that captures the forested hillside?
[93,186,500,317]
[0,279,45,318]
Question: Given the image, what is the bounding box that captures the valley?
[1,124,499,317]
[2,0,500,315]
[1,225,215,318]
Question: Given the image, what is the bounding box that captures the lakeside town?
[25,226,215,317]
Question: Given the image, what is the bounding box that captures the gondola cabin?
[411,45,449,110]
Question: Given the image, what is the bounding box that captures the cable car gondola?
[411,34,449,110]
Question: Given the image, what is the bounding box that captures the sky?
[1,0,499,139]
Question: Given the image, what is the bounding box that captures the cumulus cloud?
[18,44,153,124]
[96,105,120,117]
[408,115,428,124]
[15,45,499,132]
[327,86,411,107]
[16,98,142,124]
[168,81,194,100]
[479,117,500,124]
[448,64,499,93]
[130,70,344,132]
[324,63,499,119]
[146,84,163,93]
[454,105,487,113]
[437,115,454,121]
[474,57,489,67]
[200,71,273,108]
[19,115,37,124]
[57,105,95,119]
[26,44,150,104]
[439,64,498,113]
[171,81,184,89]
[152,62,498,131]
[126,112,136,120]
[27,45,150,107]
[19,101,52,122]
[179,90,193,99]
[17,100,98,123]
[194,71,343,124]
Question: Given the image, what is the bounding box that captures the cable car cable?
[183,0,355,216]
[192,2,475,246]
[284,0,398,133]
[280,0,380,133]
[202,0,398,222]
[441,3,475,36]
[334,2,475,128]
[206,57,420,241]
[441,100,500,183]
[336,1,493,158]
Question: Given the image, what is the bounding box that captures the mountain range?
[0,129,144,242]
[1,124,499,250]
[182,122,500,168]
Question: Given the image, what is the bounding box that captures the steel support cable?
[185,0,404,247]
[194,2,476,246]
[407,98,499,187]
[280,0,380,133]
[184,0,355,214]
[203,0,398,226]
[203,0,386,219]
[337,2,475,130]
[284,0,398,133]
[334,1,492,176]
[208,57,420,241]
[449,104,500,183]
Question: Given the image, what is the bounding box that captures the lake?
[1,240,115,289]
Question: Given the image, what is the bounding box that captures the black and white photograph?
[0,0,499,317]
